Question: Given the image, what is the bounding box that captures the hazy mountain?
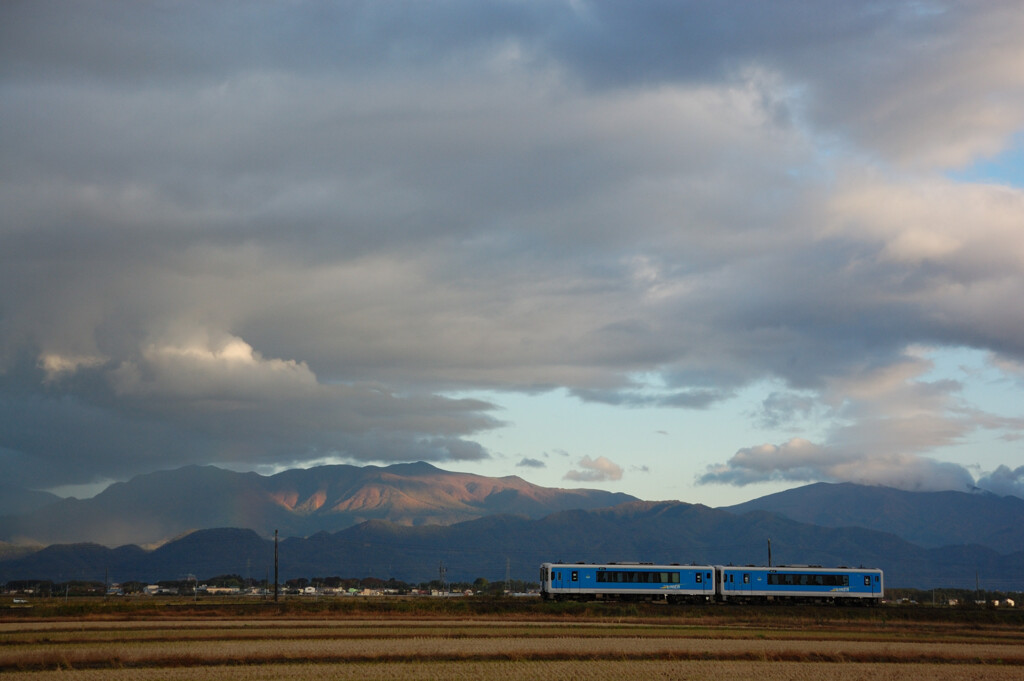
[0,484,60,516]
[0,462,636,547]
[722,482,1024,553]
[0,541,40,563]
[3,501,1021,590]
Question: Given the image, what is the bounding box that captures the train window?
[695,573,702,583]
[743,574,750,584]
[864,576,871,586]
[571,571,578,582]
[769,573,849,587]
[596,570,681,584]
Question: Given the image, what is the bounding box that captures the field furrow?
[3,603,1021,678]
[4,660,1024,681]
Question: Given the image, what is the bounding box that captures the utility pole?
[439,561,447,594]
[274,530,279,602]
[504,557,511,593]
[767,538,772,568]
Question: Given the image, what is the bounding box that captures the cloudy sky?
[2,1,1023,505]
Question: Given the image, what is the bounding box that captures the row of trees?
[4,575,540,597]
[885,587,1021,607]
[6,580,1021,608]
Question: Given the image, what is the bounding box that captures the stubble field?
[2,600,1022,680]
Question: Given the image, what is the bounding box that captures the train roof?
[715,564,882,572]
[541,561,715,568]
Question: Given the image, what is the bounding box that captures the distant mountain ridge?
[2,501,1021,590]
[5,467,1024,591]
[723,482,1024,554]
[0,484,60,516]
[0,462,637,547]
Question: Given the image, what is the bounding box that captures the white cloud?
[826,175,1024,271]
[109,335,318,399]
[699,437,977,493]
[976,465,1024,498]
[699,350,1023,494]
[38,353,106,382]
[564,455,623,483]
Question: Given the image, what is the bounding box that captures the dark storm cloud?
[541,1,1024,166]
[2,1,1024,492]
[0,339,500,489]
[0,1,540,85]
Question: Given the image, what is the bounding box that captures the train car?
[540,562,716,603]
[715,565,883,604]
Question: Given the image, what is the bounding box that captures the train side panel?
[715,566,883,602]
[540,563,716,601]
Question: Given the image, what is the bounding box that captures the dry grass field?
[2,600,1022,680]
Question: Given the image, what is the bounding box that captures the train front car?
[540,562,716,603]
[715,566,884,604]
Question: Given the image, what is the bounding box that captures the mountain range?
[0,462,635,547]
[1,464,1022,590]
[724,482,1024,553]
[2,500,1021,590]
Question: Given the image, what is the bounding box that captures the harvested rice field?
[2,604,1023,680]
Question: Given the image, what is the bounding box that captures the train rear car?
[715,565,883,603]
[540,562,716,602]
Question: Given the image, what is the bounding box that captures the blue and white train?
[540,563,718,604]
[540,562,884,604]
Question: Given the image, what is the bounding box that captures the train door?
[720,570,741,601]
[741,571,752,597]
[698,570,713,597]
[549,567,565,595]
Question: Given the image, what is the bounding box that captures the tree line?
[4,575,539,597]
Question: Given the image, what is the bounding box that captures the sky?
[2,1,1024,507]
